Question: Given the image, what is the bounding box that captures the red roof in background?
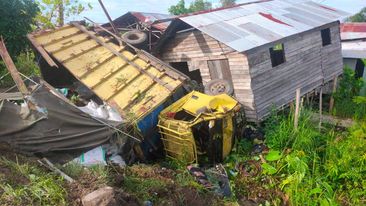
[341,23,366,33]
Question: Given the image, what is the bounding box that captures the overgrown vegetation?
[332,68,366,119]
[0,52,41,87]
[0,156,67,205]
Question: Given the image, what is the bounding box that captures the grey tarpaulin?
[0,81,126,156]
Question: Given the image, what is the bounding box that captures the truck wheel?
[121,30,147,45]
[204,79,234,95]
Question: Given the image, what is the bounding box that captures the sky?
[74,0,366,23]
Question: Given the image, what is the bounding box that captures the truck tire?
[204,79,234,95]
[121,30,147,45]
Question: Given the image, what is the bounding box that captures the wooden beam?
[0,92,23,100]
[294,88,301,130]
[98,0,119,35]
[71,22,175,91]
[84,17,123,47]
[27,34,58,68]
[0,38,29,95]
[329,76,338,113]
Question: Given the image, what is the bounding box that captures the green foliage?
[332,68,365,119]
[123,176,167,201]
[0,157,67,205]
[62,162,84,178]
[0,51,41,88]
[36,0,92,28]
[189,0,212,13]
[265,150,282,161]
[168,0,212,15]
[220,0,236,7]
[168,0,190,15]
[261,109,366,205]
[264,109,322,153]
[0,0,39,57]
[346,7,366,22]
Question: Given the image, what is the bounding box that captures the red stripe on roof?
[319,5,337,12]
[259,12,292,27]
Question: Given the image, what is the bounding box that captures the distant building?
[155,0,349,122]
[341,23,366,91]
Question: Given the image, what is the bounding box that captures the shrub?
[0,51,40,88]
[332,68,365,119]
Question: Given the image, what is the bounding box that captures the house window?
[269,43,285,67]
[321,28,331,46]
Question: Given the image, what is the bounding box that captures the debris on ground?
[81,186,116,206]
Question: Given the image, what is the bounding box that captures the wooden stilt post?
[319,87,323,130]
[294,88,301,130]
[329,76,338,113]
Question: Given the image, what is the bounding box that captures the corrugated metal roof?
[179,0,349,52]
[342,41,366,59]
[29,24,185,121]
[341,23,366,41]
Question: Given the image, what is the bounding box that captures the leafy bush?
[261,109,366,205]
[0,51,40,88]
[332,68,365,119]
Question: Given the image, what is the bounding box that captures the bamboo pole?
[319,87,323,130]
[329,76,338,113]
[294,88,301,130]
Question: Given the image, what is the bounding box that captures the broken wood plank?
[27,34,58,68]
[0,38,29,95]
[71,22,175,92]
[39,158,74,183]
[0,92,23,100]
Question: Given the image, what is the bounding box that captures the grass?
[0,157,67,206]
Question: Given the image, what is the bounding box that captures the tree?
[220,0,236,7]
[36,0,92,28]
[168,0,212,15]
[168,0,190,15]
[188,0,212,13]
[347,7,366,22]
[0,0,39,57]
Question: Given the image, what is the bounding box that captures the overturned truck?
[27,22,191,160]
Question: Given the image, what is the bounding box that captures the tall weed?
[263,108,366,205]
[332,68,365,119]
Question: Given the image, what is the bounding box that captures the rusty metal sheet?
[179,0,349,52]
[341,23,366,41]
[29,24,186,121]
